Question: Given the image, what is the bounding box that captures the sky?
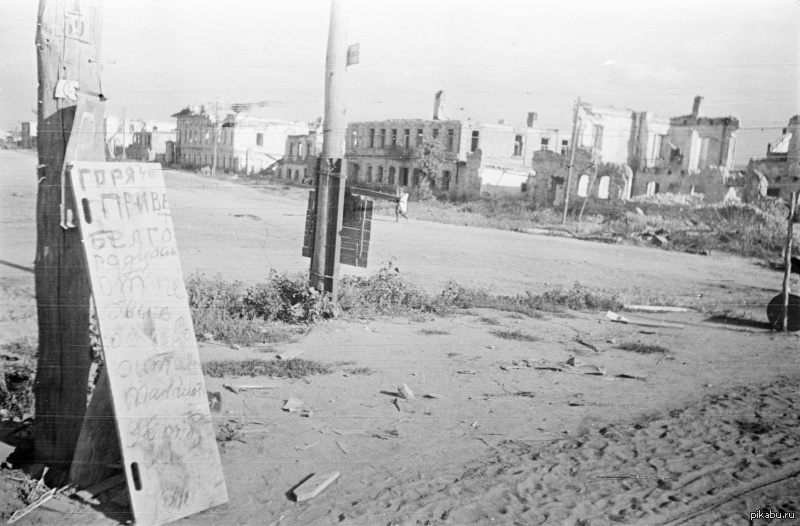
[1,0,798,166]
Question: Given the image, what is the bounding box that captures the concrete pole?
[310,0,348,298]
[34,0,103,466]
[562,97,581,225]
[783,192,797,332]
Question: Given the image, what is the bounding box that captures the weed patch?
[479,316,501,325]
[202,358,332,378]
[418,329,451,335]
[617,341,671,354]
[345,367,375,376]
[0,339,37,419]
[458,283,622,316]
[491,329,541,342]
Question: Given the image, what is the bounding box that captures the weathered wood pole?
[34,0,103,466]
[783,191,797,332]
[562,97,581,225]
[310,0,348,299]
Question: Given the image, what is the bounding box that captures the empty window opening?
[597,175,610,199]
[577,174,590,197]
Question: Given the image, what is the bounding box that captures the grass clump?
[418,328,451,336]
[202,358,332,378]
[457,283,622,316]
[345,367,375,376]
[338,262,457,318]
[491,329,541,342]
[0,339,37,419]
[617,341,671,354]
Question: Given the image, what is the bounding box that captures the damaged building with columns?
[531,96,740,207]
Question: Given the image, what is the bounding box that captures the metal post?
[562,97,581,225]
[310,0,348,299]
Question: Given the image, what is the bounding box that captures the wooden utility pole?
[34,0,104,466]
[782,192,797,332]
[212,100,219,177]
[562,97,581,225]
[310,0,348,298]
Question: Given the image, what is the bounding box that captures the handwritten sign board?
[69,162,227,525]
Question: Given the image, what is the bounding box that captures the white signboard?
[70,161,227,525]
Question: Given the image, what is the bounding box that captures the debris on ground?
[276,348,304,360]
[606,311,685,329]
[633,229,669,246]
[397,383,414,400]
[623,305,692,313]
[72,474,126,506]
[8,487,57,524]
[283,398,304,412]
[293,471,340,502]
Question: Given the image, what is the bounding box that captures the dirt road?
[1,149,785,309]
[1,150,798,525]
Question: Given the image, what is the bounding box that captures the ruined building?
[172,105,308,174]
[531,96,740,207]
[745,115,800,201]
[345,93,570,197]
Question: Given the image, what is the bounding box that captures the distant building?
[21,122,37,149]
[531,97,741,206]
[744,115,800,201]
[276,124,323,183]
[105,116,146,159]
[633,96,740,200]
[344,96,562,196]
[125,121,176,164]
[172,105,309,174]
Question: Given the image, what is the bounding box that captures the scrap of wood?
[423,393,444,399]
[276,348,304,360]
[575,338,601,352]
[7,488,57,524]
[233,384,278,391]
[293,472,340,502]
[283,398,304,412]
[332,429,366,436]
[335,441,350,455]
[616,372,647,381]
[72,473,127,506]
[623,305,692,313]
[606,311,685,329]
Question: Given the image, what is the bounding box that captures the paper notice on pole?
[69,161,227,526]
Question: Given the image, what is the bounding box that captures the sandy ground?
[1,149,799,525]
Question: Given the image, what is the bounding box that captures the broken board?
[69,161,228,525]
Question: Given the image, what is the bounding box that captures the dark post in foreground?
[310,0,348,299]
[34,0,104,466]
[783,192,797,332]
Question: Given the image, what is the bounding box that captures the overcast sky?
[1,0,798,165]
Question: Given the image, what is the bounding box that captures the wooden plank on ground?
[293,472,340,502]
[69,161,228,526]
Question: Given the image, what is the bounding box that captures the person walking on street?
[396,190,409,222]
